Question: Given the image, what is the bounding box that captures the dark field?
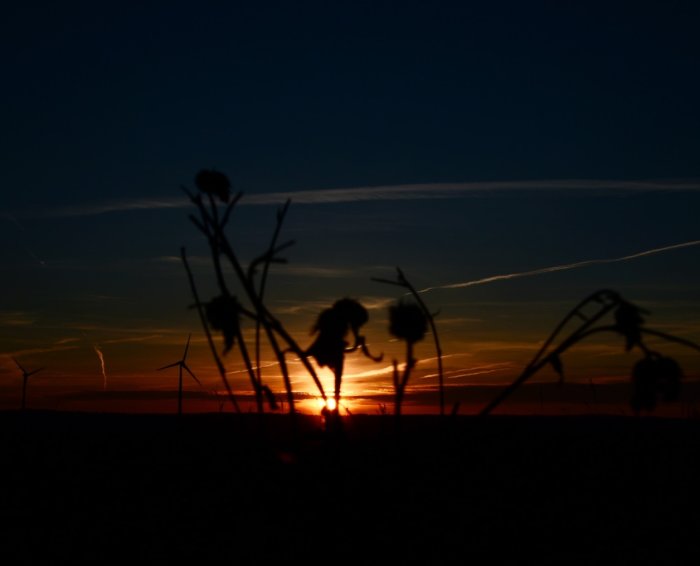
[2,412,699,564]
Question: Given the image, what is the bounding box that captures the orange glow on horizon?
[317,397,337,412]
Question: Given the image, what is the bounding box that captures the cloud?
[39,178,700,218]
[272,295,394,315]
[1,344,80,358]
[276,265,355,278]
[419,240,700,294]
[0,311,36,326]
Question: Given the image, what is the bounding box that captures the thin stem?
[395,341,414,419]
[255,200,291,408]
[181,247,241,413]
[641,328,700,353]
[397,268,445,417]
[236,329,264,413]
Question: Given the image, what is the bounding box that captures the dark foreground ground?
[1,411,699,564]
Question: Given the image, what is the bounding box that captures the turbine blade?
[12,357,27,374]
[183,364,202,386]
[157,362,180,371]
[27,368,45,377]
[183,333,192,361]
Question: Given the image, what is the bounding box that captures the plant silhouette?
[374,267,446,415]
[12,357,44,411]
[480,289,700,415]
[387,300,428,420]
[157,334,203,416]
[177,171,699,421]
[181,169,331,421]
[305,298,382,421]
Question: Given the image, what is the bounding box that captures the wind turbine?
[12,357,44,411]
[157,334,201,415]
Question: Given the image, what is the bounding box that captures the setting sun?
[317,397,337,412]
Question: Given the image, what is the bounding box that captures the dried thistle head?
[615,300,648,351]
[331,298,369,336]
[631,354,683,412]
[307,298,373,371]
[311,307,347,338]
[205,295,241,354]
[195,169,231,203]
[389,301,428,344]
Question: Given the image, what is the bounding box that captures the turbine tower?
[12,358,44,411]
[157,334,201,415]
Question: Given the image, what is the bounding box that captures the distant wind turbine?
[157,334,202,415]
[12,357,44,411]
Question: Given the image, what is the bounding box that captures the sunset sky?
[2,1,699,414]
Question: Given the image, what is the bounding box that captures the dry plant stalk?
[180,170,328,417]
[480,289,700,415]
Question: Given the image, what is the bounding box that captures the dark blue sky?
[2,1,700,411]
[3,0,700,208]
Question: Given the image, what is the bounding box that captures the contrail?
[419,240,700,293]
[39,178,700,218]
[93,345,107,390]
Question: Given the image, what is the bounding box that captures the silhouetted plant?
[181,169,330,418]
[195,169,232,202]
[388,300,428,420]
[630,354,682,412]
[12,357,44,411]
[480,289,700,416]
[305,298,382,422]
[374,267,446,416]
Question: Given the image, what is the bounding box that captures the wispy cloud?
[272,295,394,315]
[39,178,700,218]
[1,344,80,358]
[419,240,700,293]
[276,265,355,278]
[0,311,36,326]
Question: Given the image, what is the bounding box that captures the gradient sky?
[2,1,700,414]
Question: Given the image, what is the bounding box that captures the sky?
[1,1,700,414]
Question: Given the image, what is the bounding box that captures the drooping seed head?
[205,295,241,353]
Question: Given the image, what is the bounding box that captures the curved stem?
[181,248,241,413]
[641,328,700,354]
[528,289,619,368]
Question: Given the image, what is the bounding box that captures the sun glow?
[317,397,337,412]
